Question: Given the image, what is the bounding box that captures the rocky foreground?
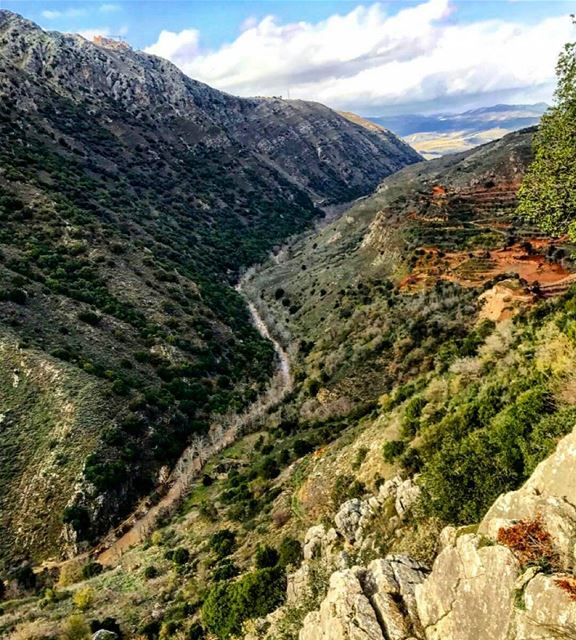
[246,426,576,640]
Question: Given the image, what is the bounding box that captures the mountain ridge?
[0,9,420,567]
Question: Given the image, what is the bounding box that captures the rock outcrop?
[255,429,576,640]
[416,426,576,640]
[299,557,428,640]
[334,477,421,547]
[478,426,576,566]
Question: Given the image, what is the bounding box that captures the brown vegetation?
[497,516,560,570]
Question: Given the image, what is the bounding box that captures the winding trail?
[96,283,292,566]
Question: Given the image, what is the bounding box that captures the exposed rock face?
[416,533,519,640]
[299,557,428,640]
[333,477,421,546]
[335,499,375,544]
[262,430,576,640]
[479,426,576,566]
[415,426,576,640]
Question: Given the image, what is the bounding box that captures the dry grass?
[555,577,576,602]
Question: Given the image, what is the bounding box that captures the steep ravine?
[95,283,293,566]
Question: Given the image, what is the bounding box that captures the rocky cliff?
[248,426,576,640]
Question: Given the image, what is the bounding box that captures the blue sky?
[2,1,572,49]
[2,0,575,114]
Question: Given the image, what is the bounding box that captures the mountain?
[5,125,576,640]
[0,10,420,567]
[368,104,547,159]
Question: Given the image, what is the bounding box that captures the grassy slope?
[4,128,576,638]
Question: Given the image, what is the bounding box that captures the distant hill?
[368,104,547,159]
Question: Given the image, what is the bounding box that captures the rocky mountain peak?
[0,9,421,204]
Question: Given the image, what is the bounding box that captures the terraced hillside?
[244,128,575,416]
[0,10,420,567]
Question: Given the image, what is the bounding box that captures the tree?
[517,38,576,238]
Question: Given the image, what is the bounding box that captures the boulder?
[515,573,576,638]
[299,569,383,640]
[335,499,374,544]
[303,525,340,561]
[378,476,403,501]
[303,525,329,561]
[363,556,428,640]
[394,478,421,518]
[299,556,428,640]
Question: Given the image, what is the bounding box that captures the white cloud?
[99,3,122,14]
[42,7,87,19]
[145,28,200,66]
[144,0,575,114]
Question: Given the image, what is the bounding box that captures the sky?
[1,0,575,115]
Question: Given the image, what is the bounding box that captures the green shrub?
[293,439,313,457]
[81,562,103,579]
[278,537,302,568]
[259,456,280,480]
[172,547,190,566]
[144,565,159,579]
[255,545,279,569]
[209,529,236,559]
[0,287,27,304]
[78,310,101,326]
[202,567,286,639]
[383,439,406,463]
[331,475,365,507]
[402,396,427,437]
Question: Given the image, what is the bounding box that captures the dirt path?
[96,283,292,566]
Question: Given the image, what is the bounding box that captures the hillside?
[244,127,574,415]
[0,10,420,568]
[4,121,576,640]
[4,9,576,640]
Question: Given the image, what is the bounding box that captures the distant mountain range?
[366,104,547,159]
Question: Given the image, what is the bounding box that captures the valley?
[4,110,576,640]
[2,6,576,640]
[95,290,293,567]
[0,9,420,568]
